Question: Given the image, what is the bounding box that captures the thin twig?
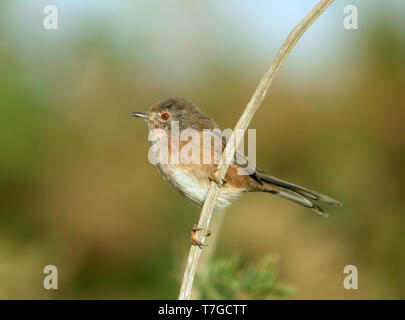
[189,209,226,299]
[178,0,334,300]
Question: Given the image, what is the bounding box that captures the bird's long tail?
[254,170,342,217]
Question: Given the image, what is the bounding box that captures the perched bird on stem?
[133,97,342,246]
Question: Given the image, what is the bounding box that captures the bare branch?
[178,0,334,300]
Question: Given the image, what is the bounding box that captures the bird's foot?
[210,170,226,188]
[191,224,211,249]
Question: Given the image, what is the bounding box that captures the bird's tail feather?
[256,171,342,217]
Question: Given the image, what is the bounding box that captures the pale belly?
[157,164,245,210]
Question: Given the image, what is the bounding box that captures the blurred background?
[0,0,404,299]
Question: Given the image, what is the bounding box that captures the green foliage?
[196,255,294,300]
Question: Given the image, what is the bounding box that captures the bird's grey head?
[132,96,217,132]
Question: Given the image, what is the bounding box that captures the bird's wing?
[211,129,262,184]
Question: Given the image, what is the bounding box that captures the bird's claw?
[210,170,226,188]
[191,225,211,249]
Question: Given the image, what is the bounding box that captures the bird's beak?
[132,112,149,119]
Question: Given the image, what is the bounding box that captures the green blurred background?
[0,0,404,299]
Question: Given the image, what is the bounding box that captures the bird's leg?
[209,169,226,188]
[191,222,211,249]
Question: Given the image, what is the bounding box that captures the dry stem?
[178,0,334,300]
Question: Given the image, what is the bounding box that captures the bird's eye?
[160,112,170,121]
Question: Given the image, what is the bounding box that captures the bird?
[133,96,342,246]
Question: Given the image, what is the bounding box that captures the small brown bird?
[133,97,341,245]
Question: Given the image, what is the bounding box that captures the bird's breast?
[156,164,244,210]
